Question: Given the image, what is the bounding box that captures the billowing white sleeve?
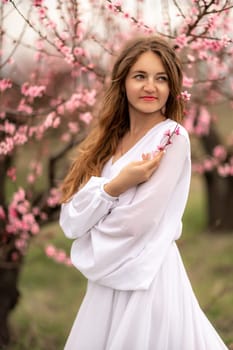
[96,135,190,238]
[59,176,118,239]
[71,133,192,290]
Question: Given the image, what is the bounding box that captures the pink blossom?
[14,188,25,202]
[157,145,165,151]
[40,212,48,221]
[45,245,71,266]
[192,163,204,174]
[61,133,71,142]
[38,7,47,19]
[164,130,171,137]
[183,76,194,88]
[33,0,43,6]
[21,82,46,98]
[46,20,56,30]
[74,47,85,57]
[82,89,96,106]
[198,51,208,60]
[68,122,79,134]
[123,12,130,19]
[31,223,40,235]
[203,159,214,172]
[0,78,12,92]
[45,245,56,257]
[17,99,33,114]
[218,164,230,177]
[179,91,191,101]
[15,239,27,250]
[79,112,93,124]
[194,107,211,136]
[47,188,61,207]
[0,137,14,155]
[65,94,81,112]
[155,124,180,154]
[27,174,36,184]
[7,167,17,181]
[44,112,55,128]
[175,34,188,49]
[17,202,30,214]
[187,54,195,62]
[54,251,67,263]
[213,145,227,161]
[3,120,16,135]
[106,3,114,10]
[53,117,60,128]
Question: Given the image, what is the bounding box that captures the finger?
[153,149,165,158]
[146,151,165,170]
[141,152,151,160]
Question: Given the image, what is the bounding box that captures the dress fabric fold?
[60,119,228,350]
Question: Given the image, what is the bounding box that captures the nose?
[143,78,156,93]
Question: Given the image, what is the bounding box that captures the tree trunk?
[200,123,233,232]
[0,266,20,348]
[204,171,233,231]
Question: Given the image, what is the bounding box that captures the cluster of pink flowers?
[157,124,181,152]
[178,91,191,102]
[21,82,46,99]
[0,110,63,155]
[193,145,233,177]
[2,188,43,259]
[63,89,96,114]
[105,0,154,34]
[17,98,33,114]
[184,106,211,136]
[54,38,75,64]
[0,126,28,155]
[28,112,60,141]
[47,188,61,207]
[45,244,72,266]
[7,167,17,182]
[142,125,180,160]
[183,76,194,88]
[27,161,43,185]
[175,34,189,49]
[0,78,12,92]
[0,120,15,135]
[6,188,40,235]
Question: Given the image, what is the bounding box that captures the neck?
[128,113,166,137]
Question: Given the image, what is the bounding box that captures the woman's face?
[125,51,170,118]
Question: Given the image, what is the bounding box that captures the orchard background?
[0,0,233,348]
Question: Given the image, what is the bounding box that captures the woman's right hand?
[104,151,165,197]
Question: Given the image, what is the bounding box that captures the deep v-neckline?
[111,119,170,166]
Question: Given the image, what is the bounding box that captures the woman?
[60,36,228,350]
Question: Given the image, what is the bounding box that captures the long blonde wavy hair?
[60,35,184,203]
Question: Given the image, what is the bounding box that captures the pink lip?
[140,96,158,101]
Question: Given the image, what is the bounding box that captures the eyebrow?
[131,70,168,75]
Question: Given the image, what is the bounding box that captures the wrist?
[104,177,126,197]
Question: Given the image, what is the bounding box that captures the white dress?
[60,119,228,350]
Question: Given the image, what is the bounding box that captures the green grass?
[9,174,233,349]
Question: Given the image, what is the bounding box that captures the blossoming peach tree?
[0,0,233,345]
